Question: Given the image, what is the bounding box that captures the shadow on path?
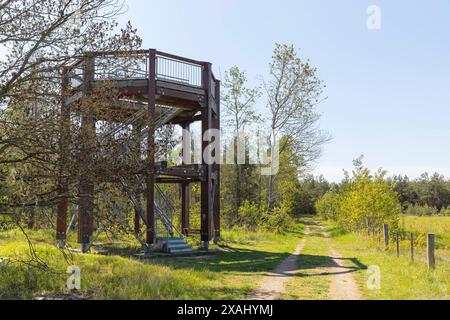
[293,254,367,278]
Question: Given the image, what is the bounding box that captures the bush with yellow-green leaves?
[316,162,400,232]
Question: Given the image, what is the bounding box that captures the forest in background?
[220,148,450,234]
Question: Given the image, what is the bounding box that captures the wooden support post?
[56,67,70,244]
[180,123,191,236]
[212,79,220,244]
[78,56,95,252]
[181,123,191,165]
[383,224,389,250]
[146,49,156,245]
[200,62,213,248]
[56,178,69,244]
[134,204,141,234]
[378,227,381,246]
[427,233,435,269]
[78,114,95,250]
[410,232,414,262]
[395,232,399,257]
[133,123,142,234]
[181,181,190,236]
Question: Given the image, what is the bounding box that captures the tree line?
[315,157,450,234]
[390,172,450,215]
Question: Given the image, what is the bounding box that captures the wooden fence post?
[427,233,435,269]
[378,227,381,247]
[383,224,389,250]
[365,218,369,238]
[395,232,399,257]
[410,232,414,262]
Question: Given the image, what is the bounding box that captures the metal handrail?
[154,184,184,238]
[97,107,146,145]
[95,104,177,162]
[156,55,202,87]
[101,190,149,250]
[118,173,184,239]
[65,49,209,90]
[155,184,176,215]
[94,54,148,81]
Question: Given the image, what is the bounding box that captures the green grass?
[400,215,450,250]
[287,217,449,300]
[2,216,447,300]
[0,223,303,300]
[328,222,449,300]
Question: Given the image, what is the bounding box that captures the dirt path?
[327,247,363,300]
[246,227,309,300]
[248,220,363,300]
[321,229,362,300]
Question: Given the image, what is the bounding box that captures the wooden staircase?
[155,237,193,254]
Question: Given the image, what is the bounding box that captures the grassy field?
[400,215,450,250]
[328,216,450,300]
[0,224,303,299]
[283,216,449,300]
[0,216,448,300]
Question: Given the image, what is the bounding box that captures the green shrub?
[315,160,400,232]
[237,200,262,231]
[235,201,292,233]
[315,188,340,220]
[261,205,293,234]
[404,205,439,216]
[0,215,15,231]
[338,172,400,231]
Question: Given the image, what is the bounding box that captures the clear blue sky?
[118,0,450,182]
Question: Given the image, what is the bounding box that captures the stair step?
[168,247,193,254]
[157,238,186,245]
[166,240,187,246]
[154,237,192,253]
[166,243,191,250]
[157,237,184,242]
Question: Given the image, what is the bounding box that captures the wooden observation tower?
[56,49,220,253]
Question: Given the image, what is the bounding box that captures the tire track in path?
[247,227,310,300]
[248,220,363,300]
[322,229,363,300]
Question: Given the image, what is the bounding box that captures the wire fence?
[356,223,447,270]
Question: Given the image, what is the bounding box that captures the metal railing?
[66,50,205,89]
[156,55,202,87]
[154,184,179,238]
[94,54,148,81]
[118,174,183,239]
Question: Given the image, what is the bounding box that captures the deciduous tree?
[264,43,329,210]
